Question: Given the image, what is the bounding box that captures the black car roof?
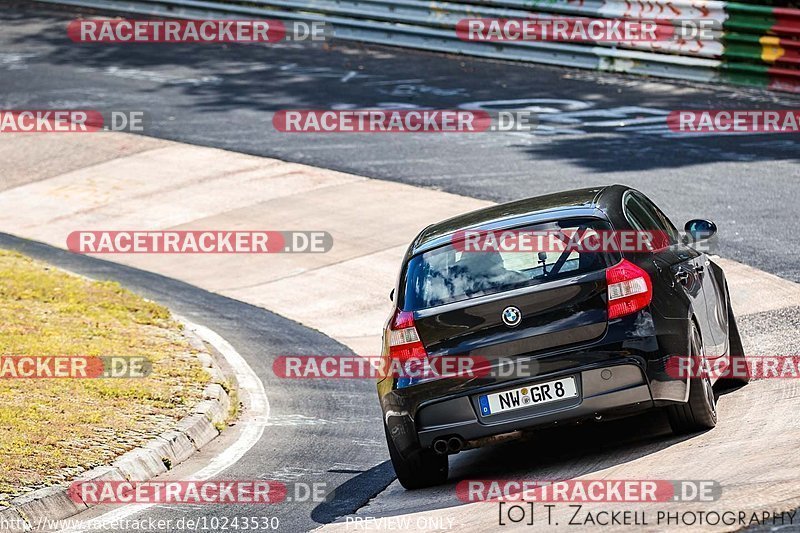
[409,185,630,256]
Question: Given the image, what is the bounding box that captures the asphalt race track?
[3,3,800,532]
[2,3,800,282]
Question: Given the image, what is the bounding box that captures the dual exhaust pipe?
[433,436,464,455]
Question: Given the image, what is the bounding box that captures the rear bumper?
[416,363,652,447]
[379,310,692,456]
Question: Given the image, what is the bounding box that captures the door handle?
[675,269,691,285]
[694,264,705,274]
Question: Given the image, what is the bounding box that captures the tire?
[667,323,718,435]
[716,302,750,388]
[384,424,448,489]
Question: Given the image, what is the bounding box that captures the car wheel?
[384,424,448,489]
[667,323,718,434]
[716,302,750,388]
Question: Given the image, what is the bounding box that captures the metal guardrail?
[35,0,800,91]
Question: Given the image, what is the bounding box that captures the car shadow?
[314,406,710,521]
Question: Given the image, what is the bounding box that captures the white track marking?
[58,317,269,533]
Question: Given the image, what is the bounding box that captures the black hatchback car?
[378,185,748,489]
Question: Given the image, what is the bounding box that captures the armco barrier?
[35,0,800,92]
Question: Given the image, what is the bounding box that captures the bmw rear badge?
[502,306,522,327]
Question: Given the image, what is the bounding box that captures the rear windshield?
[402,218,618,310]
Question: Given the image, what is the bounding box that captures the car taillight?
[388,310,428,363]
[606,259,652,319]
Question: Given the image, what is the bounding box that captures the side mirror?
[389,289,395,302]
[684,219,717,243]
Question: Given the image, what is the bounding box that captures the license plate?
[478,377,578,416]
